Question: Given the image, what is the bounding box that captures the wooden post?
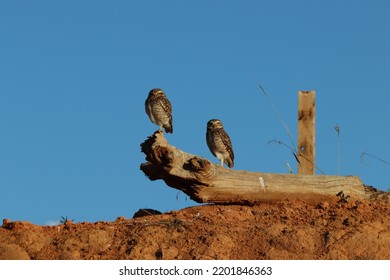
[298,91,316,175]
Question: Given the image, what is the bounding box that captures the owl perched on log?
[145,88,173,133]
[206,119,234,168]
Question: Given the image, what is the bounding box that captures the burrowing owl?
[145,88,173,133]
[206,119,234,168]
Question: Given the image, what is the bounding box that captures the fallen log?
[140,130,369,204]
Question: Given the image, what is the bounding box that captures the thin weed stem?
[335,124,341,175]
[268,139,325,175]
[256,81,296,150]
[360,152,390,166]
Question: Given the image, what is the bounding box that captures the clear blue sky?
[1,1,389,225]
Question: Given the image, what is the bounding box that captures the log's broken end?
[140,162,163,181]
[140,130,172,167]
[140,131,216,202]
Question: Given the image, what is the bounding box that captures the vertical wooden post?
[298,91,316,175]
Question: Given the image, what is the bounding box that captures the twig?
[285,161,293,174]
[268,140,325,175]
[256,80,296,150]
[334,124,341,175]
[360,152,390,166]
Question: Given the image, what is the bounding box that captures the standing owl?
[145,88,173,133]
[206,119,234,168]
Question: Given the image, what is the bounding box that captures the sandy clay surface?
[1,186,389,260]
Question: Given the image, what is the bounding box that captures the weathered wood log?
[140,130,369,204]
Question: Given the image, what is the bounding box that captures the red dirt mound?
[1,192,389,260]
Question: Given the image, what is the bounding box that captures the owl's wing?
[158,96,172,115]
[221,130,234,162]
[157,95,173,133]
